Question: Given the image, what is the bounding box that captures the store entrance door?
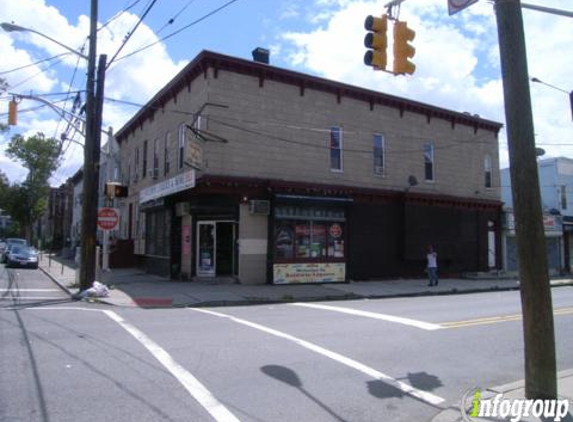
[196,221,237,277]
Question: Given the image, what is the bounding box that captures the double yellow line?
[440,307,573,329]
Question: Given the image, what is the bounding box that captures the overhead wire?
[109,0,242,66]
[155,0,196,35]
[0,52,73,76]
[105,0,159,69]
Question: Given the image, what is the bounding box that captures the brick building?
[115,49,503,284]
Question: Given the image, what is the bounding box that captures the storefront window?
[274,205,345,262]
[275,224,294,260]
[145,210,170,256]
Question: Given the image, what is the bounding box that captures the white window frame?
[484,154,493,188]
[330,126,343,172]
[373,133,385,176]
[424,142,435,182]
[178,124,186,170]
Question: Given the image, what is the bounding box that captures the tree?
[3,132,62,242]
[0,77,8,133]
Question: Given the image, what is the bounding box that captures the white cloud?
[0,0,186,184]
[277,0,573,170]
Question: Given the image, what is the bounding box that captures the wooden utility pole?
[79,0,99,290]
[494,0,557,399]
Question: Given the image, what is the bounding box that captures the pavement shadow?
[261,364,350,422]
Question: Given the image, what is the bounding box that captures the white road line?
[0,289,61,292]
[0,296,66,300]
[190,308,445,406]
[103,310,242,422]
[290,303,443,331]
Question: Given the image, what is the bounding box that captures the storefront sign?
[273,263,346,284]
[140,169,195,204]
[505,212,561,233]
[186,140,203,171]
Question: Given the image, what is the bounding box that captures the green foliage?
[2,132,62,240]
[0,77,8,133]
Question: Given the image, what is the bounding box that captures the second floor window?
[373,134,385,176]
[424,142,434,182]
[330,126,343,172]
[165,132,171,176]
[142,140,148,178]
[484,154,492,188]
[134,147,140,181]
[153,138,159,179]
[561,185,567,210]
[178,124,186,170]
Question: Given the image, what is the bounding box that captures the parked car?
[0,240,6,254]
[5,245,39,269]
[1,238,27,263]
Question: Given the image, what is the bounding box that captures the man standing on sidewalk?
[427,245,439,287]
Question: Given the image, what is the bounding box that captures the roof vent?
[252,47,270,64]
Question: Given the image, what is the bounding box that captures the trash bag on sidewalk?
[73,281,110,300]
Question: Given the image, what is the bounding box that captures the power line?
[106,0,159,69]
[0,52,72,75]
[155,0,196,35]
[110,0,242,65]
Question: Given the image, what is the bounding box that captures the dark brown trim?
[191,174,502,212]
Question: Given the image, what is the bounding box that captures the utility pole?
[494,0,556,399]
[79,0,99,290]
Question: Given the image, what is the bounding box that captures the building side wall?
[238,204,268,285]
[199,69,500,201]
[119,76,209,255]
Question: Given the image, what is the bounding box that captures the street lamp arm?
[8,92,110,140]
[530,77,570,95]
[1,22,88,60]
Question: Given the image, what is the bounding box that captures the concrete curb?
[430,369,573,422]
[39,265,74,298]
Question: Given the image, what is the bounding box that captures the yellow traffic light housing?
[393,21,416,75]
[8,99,17,126]
[364,14,388,70]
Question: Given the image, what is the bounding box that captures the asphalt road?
[1,265,572,422]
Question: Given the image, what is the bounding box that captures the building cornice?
[116,50,503,142]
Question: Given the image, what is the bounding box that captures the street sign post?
[97,207,119,231]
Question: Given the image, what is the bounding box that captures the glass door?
[197,222,215,276]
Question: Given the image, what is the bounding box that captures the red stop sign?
[97,208,119,231]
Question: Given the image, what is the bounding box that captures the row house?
[501,157,573,274]
[114,49,503,284]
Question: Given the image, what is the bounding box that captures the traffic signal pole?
[494,0,557,400]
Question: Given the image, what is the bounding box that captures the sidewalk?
[37,253,573,421]
[431,370,573,421]
[37,253,573,309]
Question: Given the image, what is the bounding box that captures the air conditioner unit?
[249,200,270,215]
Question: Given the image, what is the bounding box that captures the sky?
[0,0,572,187]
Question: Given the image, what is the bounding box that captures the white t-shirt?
[427,252,437,268]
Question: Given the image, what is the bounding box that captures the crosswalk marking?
[191,308,446,406]
[290,302,442,330]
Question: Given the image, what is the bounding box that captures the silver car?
[1,238,27,263]
[6,245,39,269]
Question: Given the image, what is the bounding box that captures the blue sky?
[1,0,572,186]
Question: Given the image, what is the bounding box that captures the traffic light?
[364,14,388,70]
[393,21,416,75]
[8,99,17,126]
[105,182,128,198]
